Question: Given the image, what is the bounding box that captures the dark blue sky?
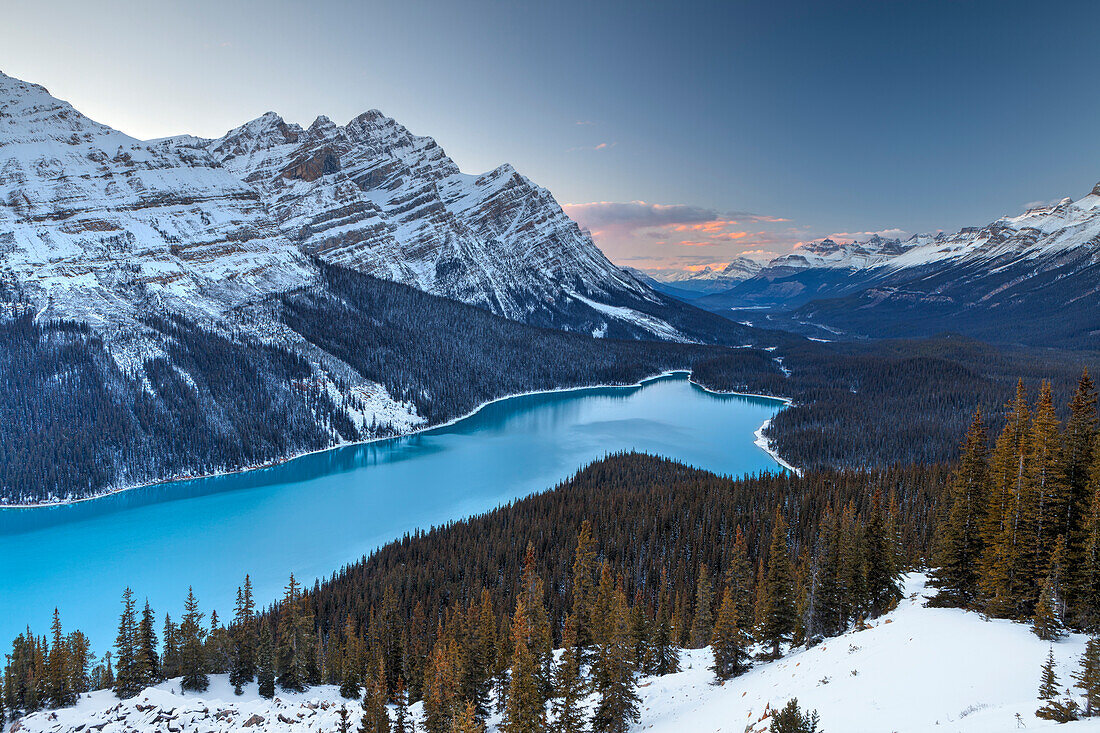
[4,0,1099,269]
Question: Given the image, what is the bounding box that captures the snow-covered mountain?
[0,72,314,329]
[695,185,1100,346]
[163,107,653,329]
[644,256,764,294]
[14,575,1100,733]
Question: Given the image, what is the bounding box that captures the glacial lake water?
[0,373,785,652]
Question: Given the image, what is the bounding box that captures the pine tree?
[257,623,275,699]
[136,600,159,687]
[727,526,755,633]
[710,586,750,682]
[462,588,496,718]
[179,587,208,692]
[276,573,313,692]
[341,615,363,699]
[46,608,74,708]
[689,564,714,649]
[769,698,820,733]
[336,704,353,733]
[359,658,390,733]
[761,508,796,658]
[1065,370,1097,539]
[1032,575,1065,641]
[453,700,485,733]
[932,409,988,607]
[571,521,598,664]
[1076,636,1100,717]
[1037,647,1080,722]
[551,615,587,733]
[113,587,141,699]
[393,678,413,733]
[423,633,463,733]
[649,571,679,676]
[501,599,544,733]
[980,381,1032,616]
[591,583,639,733]
[1080,445,1100,630]
[1031,381,1070,575]
[230,576,257,693]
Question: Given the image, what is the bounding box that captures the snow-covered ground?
[11,574,1099,732]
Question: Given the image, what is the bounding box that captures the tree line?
[4,453,922,729]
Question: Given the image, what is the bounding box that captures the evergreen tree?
[689,564,714,649]
[1037,647,1080,722]
[276,573,313,692]
[932,409,988,607]
[726,526,755,633]
[393,678,413,733]
[649,572,679,676]
[336,704,352,733]
[1032,575,1064,641]
[230,576,257,693]
[453,700,485,733]
[770,699,820,733]
[570,520,598,664]
[46,608,74,708]
[257,623,276,699]
[1064,370,1097,540]
[865,487,902,617]
[1076,636,1100,717]
[711,586,750,682]
[1030,381,1070,574]
[551,615,587,733]
[761,508,796,658]
[423,633,463,733]
[359,658,390,733]
[591,583,639,733]
[501,600,544,733]
[341,615,363,699]
[179,587,208,692]
[1080,447,1100,630]
[113,587,141,699]
[462,589,496,718]
[136,600,159,687]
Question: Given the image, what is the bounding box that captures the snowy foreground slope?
[12,575,1099,733]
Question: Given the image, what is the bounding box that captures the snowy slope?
[14,574,1100,733]
[0,71,314,329]
[168,108,665,334]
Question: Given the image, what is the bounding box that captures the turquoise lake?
[0,374,785,652]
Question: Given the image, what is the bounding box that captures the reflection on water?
[0,375,784,651]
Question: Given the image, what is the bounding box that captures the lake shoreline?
[3,370,794,510]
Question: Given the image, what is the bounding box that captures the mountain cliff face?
[0,73,314,329]
[163,108,655,330]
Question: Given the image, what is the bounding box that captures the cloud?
[567,142,616,152]
[562,200,796,273]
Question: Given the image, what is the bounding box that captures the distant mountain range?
[632,257,764,296]
[683,190,1100,347]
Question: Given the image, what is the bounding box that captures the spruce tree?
[571,521,598,663]
[230,576,257,693]
[761,508,796,658]
[865,487,902,617]
[1031,381,1070,574]
[1064,370,1097,539]
[423,633,462,733]
[727,526,755,632]
[336,704,352,733]
[711,586,750,682]
[1080,448,1100,630]
[770,698,820,733]
[453,700,485,733]
[1037,647,1080,722]
[462,589,496,718]
[932,408,988,607]
[257,623,276,699]
[689,564,715,649]
[161,614,180,680]
[551,615,587,733]
[393,678,413,733]
[359,659,390,733]
[276,573,313,692]
[1076,636,1100,717]
[591,583,639,733]
[501,600,544,733]
[113,587,141,699]
[1032,576,1064,641]
[136,600,159,687]
[47,608,74,708]
[341,615,363,699]
[179,587,208,692]
[649,573,679,676]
